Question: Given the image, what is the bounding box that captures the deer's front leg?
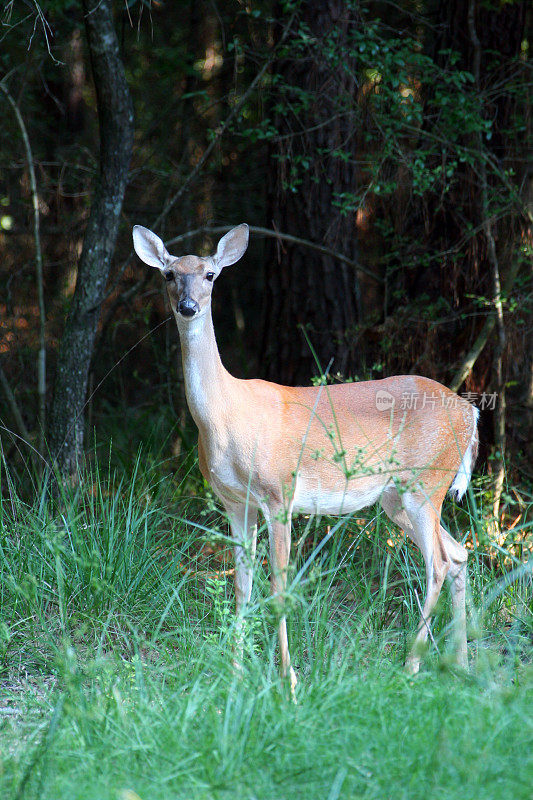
[225,501,258,669]
[266,506,297,695]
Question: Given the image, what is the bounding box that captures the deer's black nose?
[178,298,199,317]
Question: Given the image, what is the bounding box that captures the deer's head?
[132,224,249,321]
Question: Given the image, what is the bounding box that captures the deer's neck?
[177,308,231,429]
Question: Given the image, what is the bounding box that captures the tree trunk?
[48,0,134,477]
[261,1,360,385]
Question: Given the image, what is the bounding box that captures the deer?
[133,223,479,691]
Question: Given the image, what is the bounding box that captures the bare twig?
[165,224,382,283]
[95,222,380,361]
[0,82,46,464]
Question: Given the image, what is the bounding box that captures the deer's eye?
[164,271,174,282]
[205,272,215,282]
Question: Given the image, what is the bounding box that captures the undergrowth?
[0,448,531,799]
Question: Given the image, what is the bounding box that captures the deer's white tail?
[449,405,480,501]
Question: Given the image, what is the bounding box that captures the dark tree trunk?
[48,0,134,476]
[261,1,360,385]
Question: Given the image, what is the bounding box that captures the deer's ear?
[214,224,249,270]
[133,225,172,270]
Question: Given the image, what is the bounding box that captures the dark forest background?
[0,0,531,528]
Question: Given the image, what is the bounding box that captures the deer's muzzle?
[178,298,199,317]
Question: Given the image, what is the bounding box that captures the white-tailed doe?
[133,223,478,688]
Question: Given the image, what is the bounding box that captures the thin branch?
[95,221,382,358]
[165,224,383,284]
[0,81,46,464]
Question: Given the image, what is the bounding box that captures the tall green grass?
[0,449,531,799]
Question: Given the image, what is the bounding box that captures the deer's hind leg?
[440,525,468,669]
[381,486,450,674]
